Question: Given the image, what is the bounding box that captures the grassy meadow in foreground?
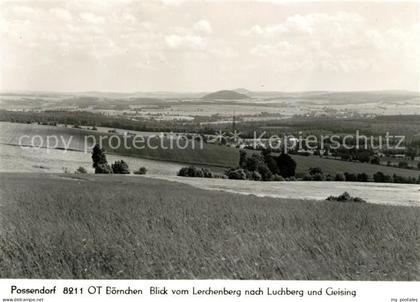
[0,173,419,280]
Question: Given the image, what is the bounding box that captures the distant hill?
[233,88,252,95]
[202,90,249,100]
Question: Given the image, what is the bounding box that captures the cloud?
[164,34,206,50]
[243,12,364,37]
[193,20,212,34]
[250,41,293,57]
[79,12,105,24]
[49,8,72,22]
[0,1,418,91]
[9,5,40,20]
[159,0,188,6]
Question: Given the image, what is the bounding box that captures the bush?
[309,167,323,175]
[262,149,279,175]
[311,173,324,181]
[257,164,273,181]
[272,174,285,181]
[237,150,273,181]
[251,171,262,181]
[392,174,416,184]
[302,174,312,181]
[334,173,345,181]
[370,157,380,165]
[398,161,409,169]
[133,167,147,175]
[178,166,213,178]
[373,171,392,183]
[178,166,198,177]
[239,150,248,168]
[226,168,247,180]
[326,191,366,203]
[201,168,213,178]
[357,173,369,182]
[344,172,357,182]
[75,166,87,174]
[325,174,334,181]
[95,163,112,174]
[276,153,297,178]
[111,160,130,174]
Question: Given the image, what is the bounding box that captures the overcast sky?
[0,0,419,92]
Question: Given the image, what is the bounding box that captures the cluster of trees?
[226,150,296,181]
[372,171,419,184]
[302,168,370,182]
[91,144,146,175]
[328,147,374,162]
[301,167,420,184]
[178,166,215,178]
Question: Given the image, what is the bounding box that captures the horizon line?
[1,88,419,95]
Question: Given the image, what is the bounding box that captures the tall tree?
[276,153,297,178]
[92,144,112,174]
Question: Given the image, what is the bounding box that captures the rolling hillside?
[0,122,239,168]
[0,173,418,279]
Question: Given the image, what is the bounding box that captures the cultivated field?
[0,122,239,168]
[291,155,420,178]
[0,173,418,280]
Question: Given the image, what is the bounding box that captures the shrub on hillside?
[370,157,380,165]
[311,173,325,181]
[111,160,130,174]
[178,166,213,178]
[309,167,323,175]
[392,174,417,184]
[262,149,279,175]
[325,174,334,181]
[237,150,273,181]
[334,173,345,181]
[257,164,273,181]
[272,174,285,181]
[357,173,369,182]
[302,174,312,181]
[307,167,324,181]
[398,161,409,169]
[75,166,87,174]
[373,171,392,183]
[344,172,357,182]
[133,167,147,175]
[251,171,262,181]
[326,191,366,203]
[226,168,247,180]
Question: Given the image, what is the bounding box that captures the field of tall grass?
[0,173,418,280]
